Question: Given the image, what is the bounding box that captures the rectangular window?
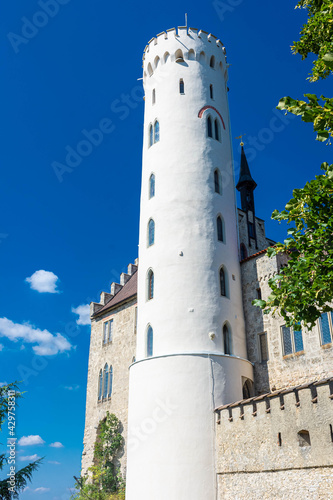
[256,288,262,300]
[103,322,108,345]
[319,312,333,345]
[248,222,255,238]
[103,320,113,345]
[108,320,113,343]
[281,324,304,356]
[258,333,269,362]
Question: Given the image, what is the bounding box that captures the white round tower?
[126,27,253,500]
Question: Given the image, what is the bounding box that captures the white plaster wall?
[126,354,253,500]
[126,27,253,500]
[137,28,247,359]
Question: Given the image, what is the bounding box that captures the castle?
[82,26,333,499]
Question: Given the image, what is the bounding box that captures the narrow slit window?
[223,324,231,354]
[108,366,113,397]
[179,79,185,94]
[240,243,247,260]
[214,169,221,194]
[149,124,153,147]
[217,216,223,242]
[259,333,269,362]
[214,119,220,141]
[147,325,153,357]
[148,219,155,247]
[149,173,155,199]
[210,55,215,68]
[154,120,160,143]
[103,364,109,399]
[108,320,113,343]
[98,369,103,400]
[152,89,156,105]
[148,270,154,300]
[220,268,226,297]
[210,84,214,99]
[103,322,108,345]
[207,116,213,138]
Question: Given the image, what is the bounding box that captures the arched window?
[147,63,153,77]
[175,49,184,63]
[154,56,160,69]
[240,243,247,260]
[147,325,153,357]
[98,369,103,400]
[214,119,220,141]
[103,363,109,399]
[242,379,252,399]
[217,216,223,242]
[220,267,226,297]
[210,85,214,99]
[149,124,153,147]
[188,49,195,60]
[179,79,185,94]
[199,51,206,63]
[154,120,160,143]
[207,116,213,138]
[148,219,155,246]
[210,55,215,68]
[148,270,154,300]
[164,52,170,63]
[223,324,231,354]
[149,173,155,199]
[108,366,113,397]
[214,169,222,194]
[152,89,156,105]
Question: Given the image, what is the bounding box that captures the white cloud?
[19,454,41,461]
[64,385,80,391]
[18,435,45,446]
[0,382,7,387]
[34,487,50,493]
[71,304,90,325]
[0,343,4,351]
[48,460,60,465]
[49,442,64,448]
[0,318,72,356]
[25,270,60,294]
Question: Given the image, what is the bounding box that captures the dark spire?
[236,145,257,213]
[236,145,257,191]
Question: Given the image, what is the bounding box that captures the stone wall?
[241,251,333,393]
[238,209,274,258]
[216,380,333,499]
[81,298,137,477]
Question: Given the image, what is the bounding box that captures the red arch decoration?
[198,105,226,130]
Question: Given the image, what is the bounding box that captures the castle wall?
[82,298,137,476]
[216,380,333,499]
[241,252,333,393]
[238,209,274,257]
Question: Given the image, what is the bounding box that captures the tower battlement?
[142,26,228,83]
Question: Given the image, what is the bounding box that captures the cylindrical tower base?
[126,354,253,500]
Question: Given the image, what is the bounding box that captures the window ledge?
[321,343,332,350]
[102,341,113,347]
[283,350,305,360]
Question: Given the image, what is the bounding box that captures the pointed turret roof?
[236,146,257,191]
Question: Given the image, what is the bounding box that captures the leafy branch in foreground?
[253,163,333,328]
[0,383,42,499]
[292,0,333,82]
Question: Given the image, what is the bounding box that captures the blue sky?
[0,0,331,498]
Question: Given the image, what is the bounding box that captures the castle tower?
[236,145,258,249]
[126,27,253,500]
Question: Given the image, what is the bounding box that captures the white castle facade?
[82,27,333,500]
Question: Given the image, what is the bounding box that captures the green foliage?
[72,412,125,500]
[254,1,333,326]
[292,0,333,81]
[0,383,42,499]
[277,94,333,143]
[253,163,333,328]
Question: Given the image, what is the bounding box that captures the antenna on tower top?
[185,13,188,28]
